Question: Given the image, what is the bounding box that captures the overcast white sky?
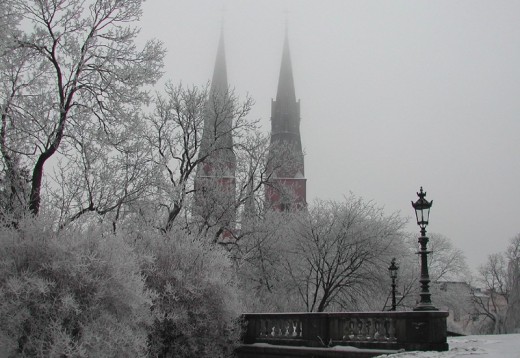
[138,0,520,273]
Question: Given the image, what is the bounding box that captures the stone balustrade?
[241,311,448,352]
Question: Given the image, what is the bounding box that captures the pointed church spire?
[194,26,236,234]
[200,26,232,158]
[210,26,228,96]
[266,28,306,210]
[270,29,301,152]
[276,31,296,104]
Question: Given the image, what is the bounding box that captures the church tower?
[265,31,306,210]
[194,28,236,234]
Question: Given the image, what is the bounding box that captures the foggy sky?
[138,0,520,273]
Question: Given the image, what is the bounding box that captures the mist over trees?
[1,0,518,356]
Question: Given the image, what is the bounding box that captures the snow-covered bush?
[135,227,244,358]
[0,217,152,357]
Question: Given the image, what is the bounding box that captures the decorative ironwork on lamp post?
[412,187,438,311]
[388,258,399,311]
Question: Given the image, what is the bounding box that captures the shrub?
[136,227,244,358]
[0,217,152,357]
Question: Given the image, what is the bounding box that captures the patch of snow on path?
[375,334,520,358]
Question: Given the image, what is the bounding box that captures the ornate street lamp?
[388,258,399,311]
[412,187,437,311]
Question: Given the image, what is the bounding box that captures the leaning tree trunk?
[28,112,67,216]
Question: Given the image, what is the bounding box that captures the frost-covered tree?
[50,115,155,231]
[0,0,165,222]
[236,196,406,312]
[426,233,470,282]
[0,216,152,356]
[128,223,245,358]
[474,252,509,333]
[142,82,274,236]
[473,233,520,334]
[505,234,520,333]
[233,210,296,311]
[0,212,246,357]
[0,1,19,53]
[286,198,405,312]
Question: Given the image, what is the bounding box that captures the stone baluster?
[346,318,353,340]
[276,320,283,336]
[366,318,374,341]
[384,318,390,340]
[265,319,272,337]
[339,318,348,341]
[357,318,365,340]
[295,319,302,337]
[373,318,383,341]
[259,319,266,337]
[388,317,396,342]
[331,317,341,341]
[278,319,284,336]
[383,317,397,341]
[289,320,297,336]
[254,318,262,339]
[283,320,290,336]
[350,319,357,340]
[273,319,281,336]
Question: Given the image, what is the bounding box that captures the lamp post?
[412,187,437,311]
[388,258,399,311]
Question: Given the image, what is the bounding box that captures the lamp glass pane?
[415,208,423,224]
[423,207,430,224]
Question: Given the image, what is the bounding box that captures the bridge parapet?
[241,311,448,352]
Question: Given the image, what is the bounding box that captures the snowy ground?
[375,334,520,357]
